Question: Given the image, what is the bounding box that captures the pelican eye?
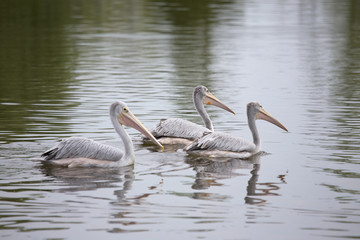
[122,107,129,112]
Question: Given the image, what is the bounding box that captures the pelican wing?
[41,137,123,161]
[185,132,256,153]
[151,118,212,140]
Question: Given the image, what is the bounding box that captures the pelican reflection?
[186,154,287,204]
[41,164,134,194]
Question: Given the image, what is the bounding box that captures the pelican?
[185,102,288,158]
[42,101,163,168]
[148,86,235,145]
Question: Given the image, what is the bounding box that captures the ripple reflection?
[40,165,134,194]
[186,154,287,204]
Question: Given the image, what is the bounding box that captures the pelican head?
[111,101,164,150]
[194,85,236,114]
[247,102,288,132]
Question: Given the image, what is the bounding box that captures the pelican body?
[185,102,288,158]
[42,101,163,168]
[149,86,235,145]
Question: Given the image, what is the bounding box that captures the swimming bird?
[148,86,235,145]
[42,101,163,168]
[185,102,288,158]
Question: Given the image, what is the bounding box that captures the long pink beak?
[256,107,288,132]
[202,91,236,115]
[118,110,164,150]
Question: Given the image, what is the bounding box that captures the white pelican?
[42,101,163,168]
[185,102,288,158]
[148,86,235,145]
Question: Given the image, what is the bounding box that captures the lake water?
[0,0,359,239]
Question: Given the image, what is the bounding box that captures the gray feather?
[185,132,256,153]
[150,118,212,140]
[41,137,123,161]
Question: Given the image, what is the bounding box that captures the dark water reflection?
[187,154,286,205]
[0,0,360,239]
[41,165,134,194]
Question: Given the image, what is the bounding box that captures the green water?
[0,1,359,239]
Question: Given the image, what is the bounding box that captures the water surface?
[0,0,359,239]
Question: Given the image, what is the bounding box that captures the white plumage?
[186,132,256,153]
[149,86,235,145]
[42,101,163,168]
[151,118,211,140]
[185,102,288,159]
[42,137,123,161]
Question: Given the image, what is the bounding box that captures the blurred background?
[0,0,359,239]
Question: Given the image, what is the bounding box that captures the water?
[0,0,359,239]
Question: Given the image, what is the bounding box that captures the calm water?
[0,0,359,239]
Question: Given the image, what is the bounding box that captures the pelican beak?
[203,91,236,115]
[256,107,288,132]
[118,110,164,150]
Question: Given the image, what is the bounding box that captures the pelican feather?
[42,137,123,161]
[185,102,288,159]
[148,86,235,145]
[41,101,163,168]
